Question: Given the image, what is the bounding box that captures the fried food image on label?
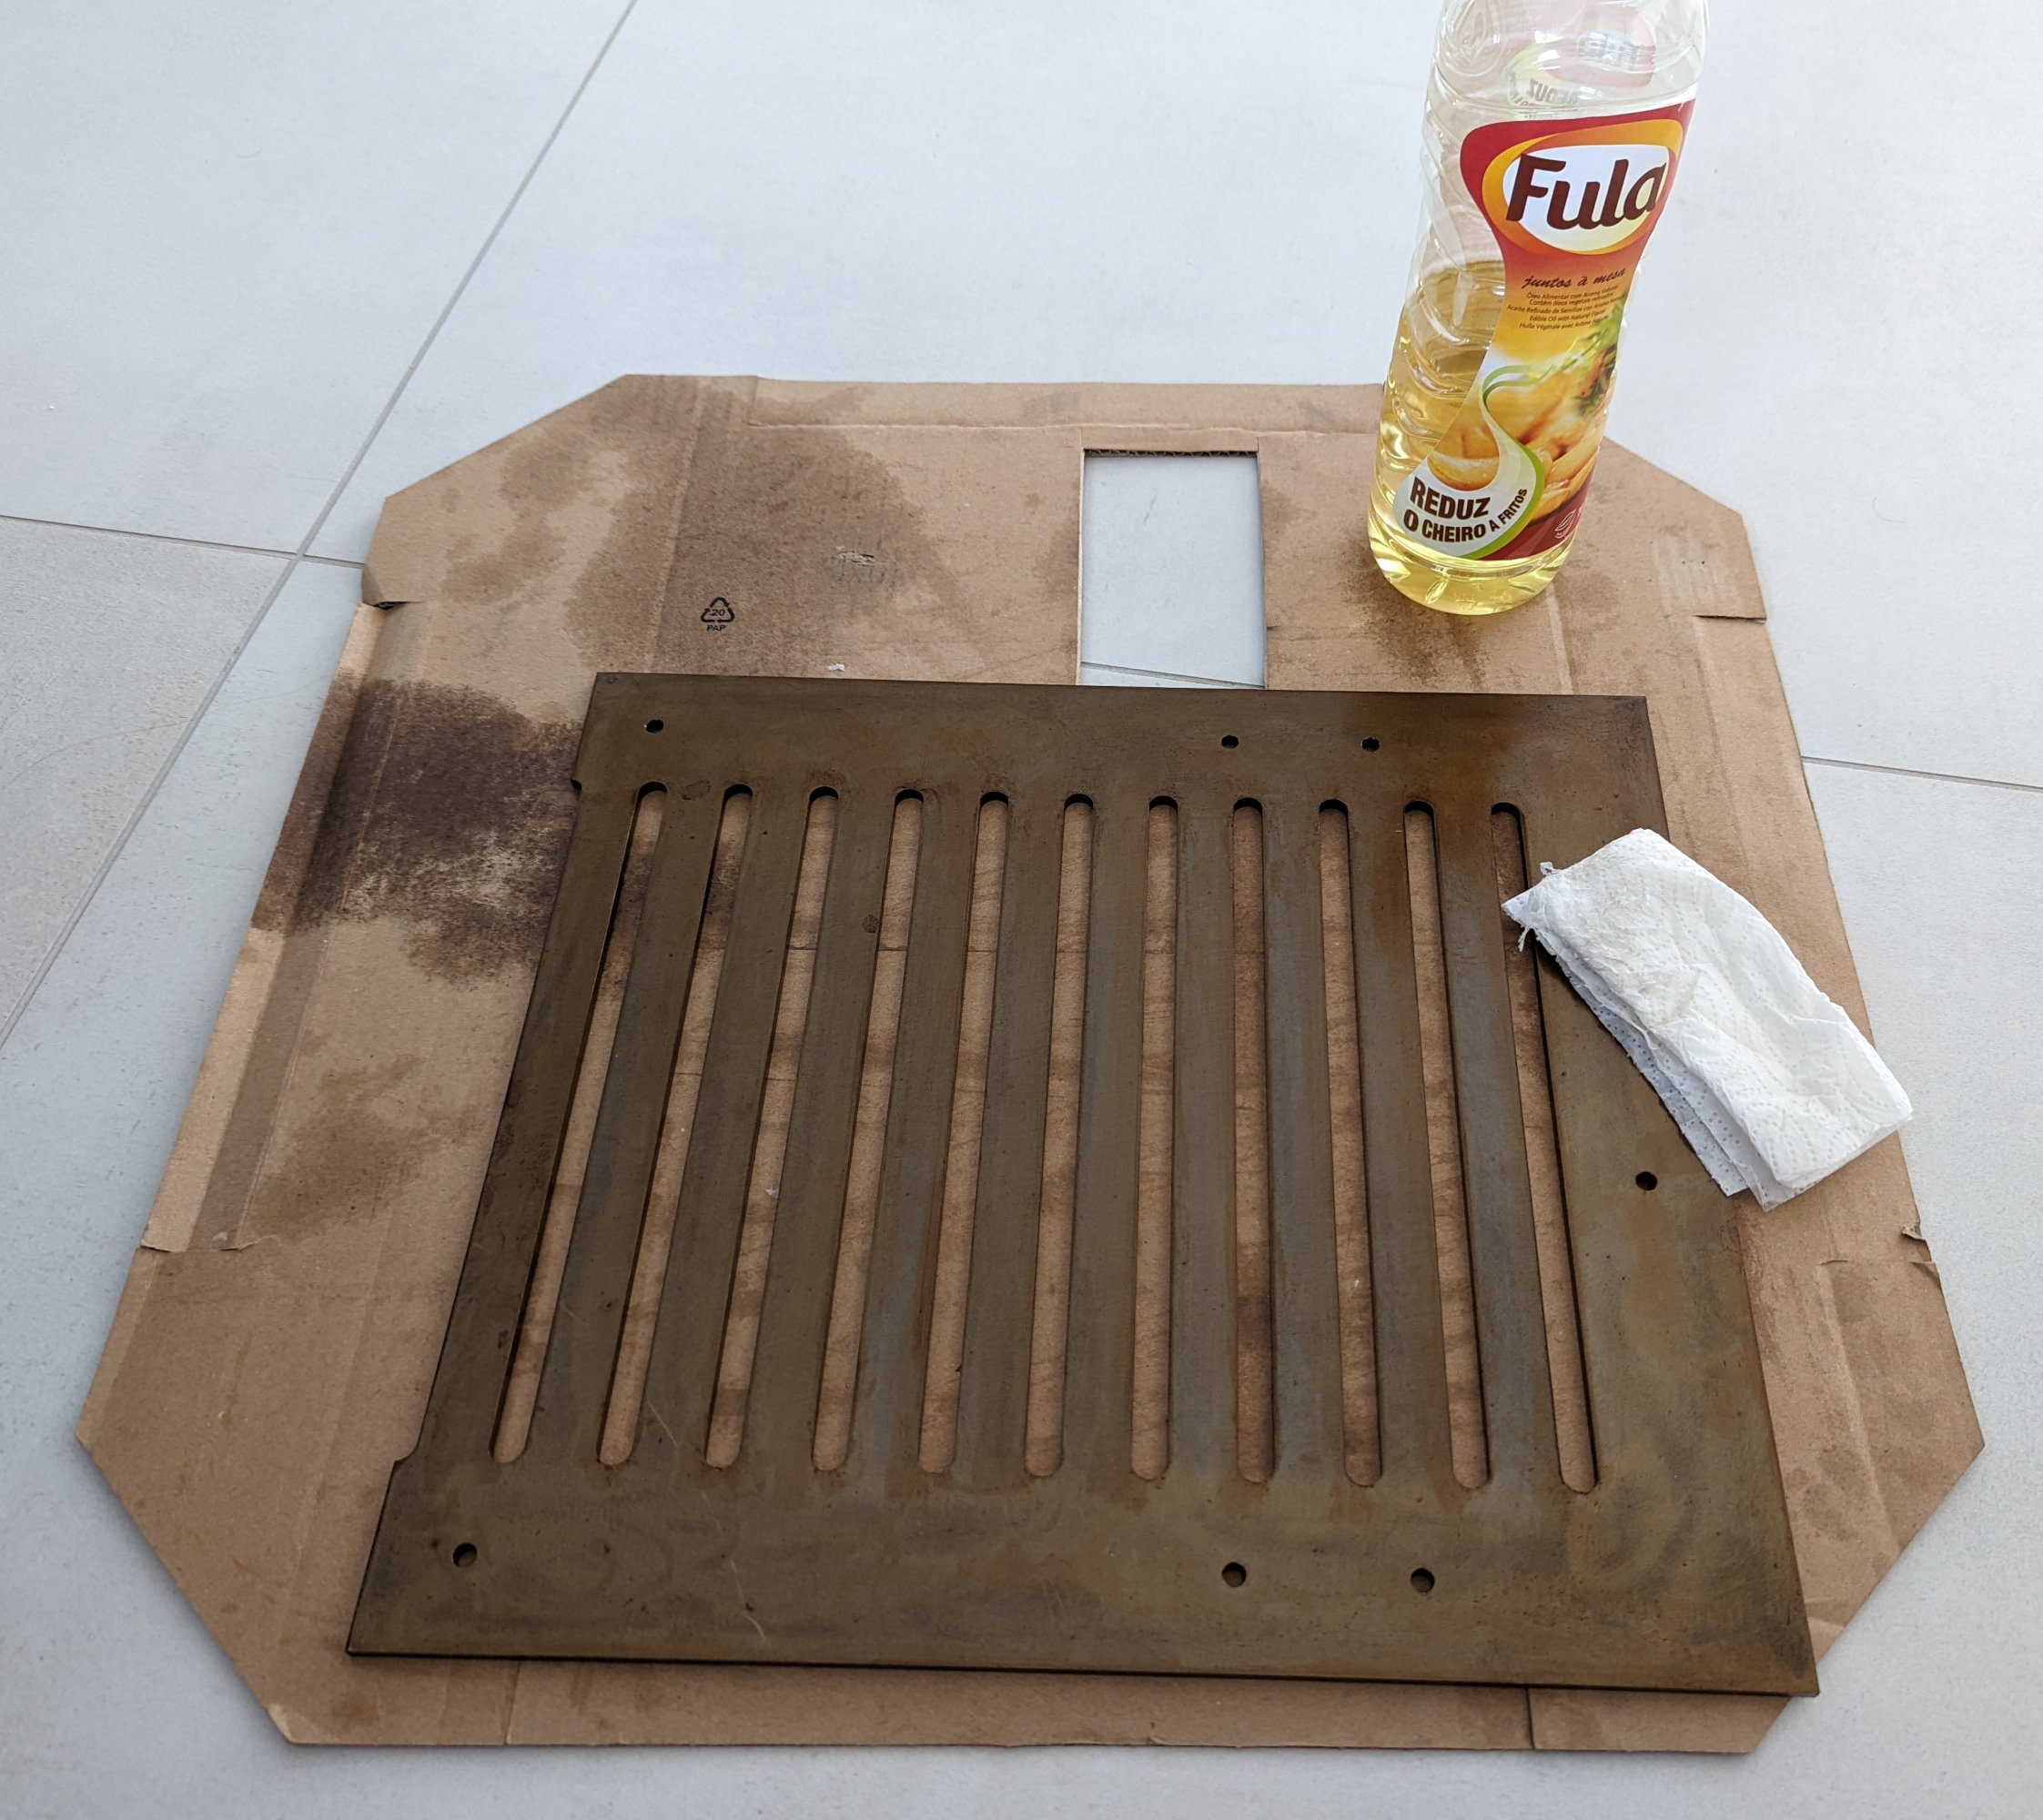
[1428,402,1502,491]
[1485,305,1622,518]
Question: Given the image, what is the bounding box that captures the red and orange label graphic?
[1394,102,1692,561]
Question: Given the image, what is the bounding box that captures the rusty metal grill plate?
[350,674,1815,1694]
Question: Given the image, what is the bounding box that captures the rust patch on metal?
[350,675,1815,1695]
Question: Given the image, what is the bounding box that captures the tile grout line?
[1802,755,2043,798]
[0,554,298,1054]
[0,0,642,1057]
[0,513,360,568]
[291,0,642,561]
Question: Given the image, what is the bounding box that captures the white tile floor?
[4,2,2040,1813]
[0,521,289,1037]
[0,1,627,550]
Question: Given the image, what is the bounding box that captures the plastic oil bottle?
[1368,1,1707,614]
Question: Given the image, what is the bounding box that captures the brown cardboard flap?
[81,378,1977,1753]
[503,1665,1534,1750]
[748,377,1376,434]
[1528,1688,1787,1754]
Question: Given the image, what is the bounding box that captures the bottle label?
[1396,102,1693,561]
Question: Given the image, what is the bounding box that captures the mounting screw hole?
[1361,737,1381,752]
[1410,1567,1434,1595]
[1220,734,1239,749]
[451,1542,478,1568]
[1636,1171,1658,1190]
[1220,1562,1248,1588]
[644,719,664,733]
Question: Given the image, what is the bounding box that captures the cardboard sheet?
[78,377,1980,1752]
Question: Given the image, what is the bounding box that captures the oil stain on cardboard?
[267,676,580,984]
[654,390,969,675]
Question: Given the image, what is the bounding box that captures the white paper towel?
[1502,828,1911,1209]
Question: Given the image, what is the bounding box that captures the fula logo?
[1478,118,1684,258]
[701,595,735,629]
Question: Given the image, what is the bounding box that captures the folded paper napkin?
[1502,828,1910,1209]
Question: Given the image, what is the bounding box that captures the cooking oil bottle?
[1369,1,1707,613]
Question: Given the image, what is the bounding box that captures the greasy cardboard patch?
[268,677,580,984]
[81,377,1978,1754]
[652,389,974,673]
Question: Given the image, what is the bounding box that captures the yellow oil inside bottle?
[1367,261,1573,616]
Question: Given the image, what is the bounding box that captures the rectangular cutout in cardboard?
[1080,452,1266,688]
